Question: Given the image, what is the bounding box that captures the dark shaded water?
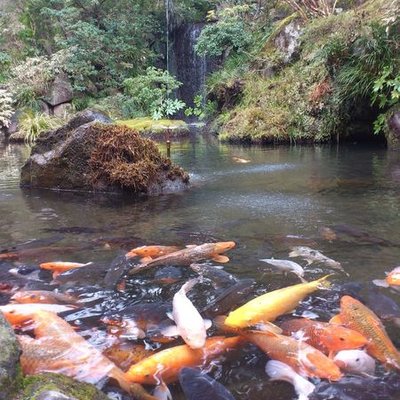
[1,136,400,399]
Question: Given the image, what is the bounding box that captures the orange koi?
[330,295,400,370]
[11,290,76,305]
[0,303,75,326]
[126,245,181,261]
[17,310,131,391]
[244,330,342,381]
[280,318,368,356]
[128,242,236,275]
[125,336,243,384]
[103,342,152,372]
[40,261,92,278]
[373,266,400,288]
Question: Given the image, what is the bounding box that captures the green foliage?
[185,94,217,120]
[372,66,400,134]
[334,23,396,103]
[195,5,253,57]
[19,111,64,144]
[123,67,185,120]
[19,0,162,92]
[372,66,400,109]
[9,49,71,108]
[212,0,400,144]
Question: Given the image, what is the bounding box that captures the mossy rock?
[0,312,21,400]
[117,118,189,141]
[385,104,400,150]
[20,112,189,195]
[14,373,108,400]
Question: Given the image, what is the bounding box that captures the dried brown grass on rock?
[87,124,189,193]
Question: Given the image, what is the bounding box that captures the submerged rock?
[14,373,108,400]
[0,311,21,400]
[20,110,189,195]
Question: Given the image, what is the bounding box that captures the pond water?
[1,135,400,399]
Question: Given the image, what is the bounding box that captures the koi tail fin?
[316,274,333,289]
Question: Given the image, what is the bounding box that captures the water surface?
[1,136,400,399]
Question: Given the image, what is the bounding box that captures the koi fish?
[0,252,19,261]
[224,275,331,329]
[333,349,376,375]
[11,290,77,305]
[103,342,152,372]
[125,336,243,384]
[330,295,400,370]
[259,258,305,280]
[289,246,344,273]
[102,302,171,341]
[128,242,236,275]
[373,266,400,288]
[179,367,235,400]
[161,278,211,348]
[0,303,76,326]
[244,330,342,381]
[265,360,315,400]
[232,156,250,164]
[40,261,92,278]
[280,318,368,356]
[126,245,181,261]
[17,310,132,392]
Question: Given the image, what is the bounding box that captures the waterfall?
[172,23,215,108]
[165,0,175,76]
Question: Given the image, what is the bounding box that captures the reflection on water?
[1,138,400,399]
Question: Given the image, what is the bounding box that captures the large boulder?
[274,17,303,64]
[20,110,189,195]
[0,312,21,400]
[44,73,74,107]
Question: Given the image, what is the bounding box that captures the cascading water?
[172,23,209,108]
[165,1,218,115]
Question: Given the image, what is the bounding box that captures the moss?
[117,118,188,134]
[213,0,396,144]
[14,373,108,400]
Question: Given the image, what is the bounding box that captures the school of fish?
[1,241,400,400]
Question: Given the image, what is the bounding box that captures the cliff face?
[211,0,399,145]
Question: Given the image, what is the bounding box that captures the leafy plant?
[372,66,400,134]
[195,5,253,58]
[124,67,185,120]
[185,94,216,120]
[19,111,64,144]
[372,66,400,109]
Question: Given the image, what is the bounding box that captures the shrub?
[195,5,253,58]
[123,67,185,120]
[19,111,64,144]
[10,49,72,107]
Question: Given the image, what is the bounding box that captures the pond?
[1,135,400,399]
